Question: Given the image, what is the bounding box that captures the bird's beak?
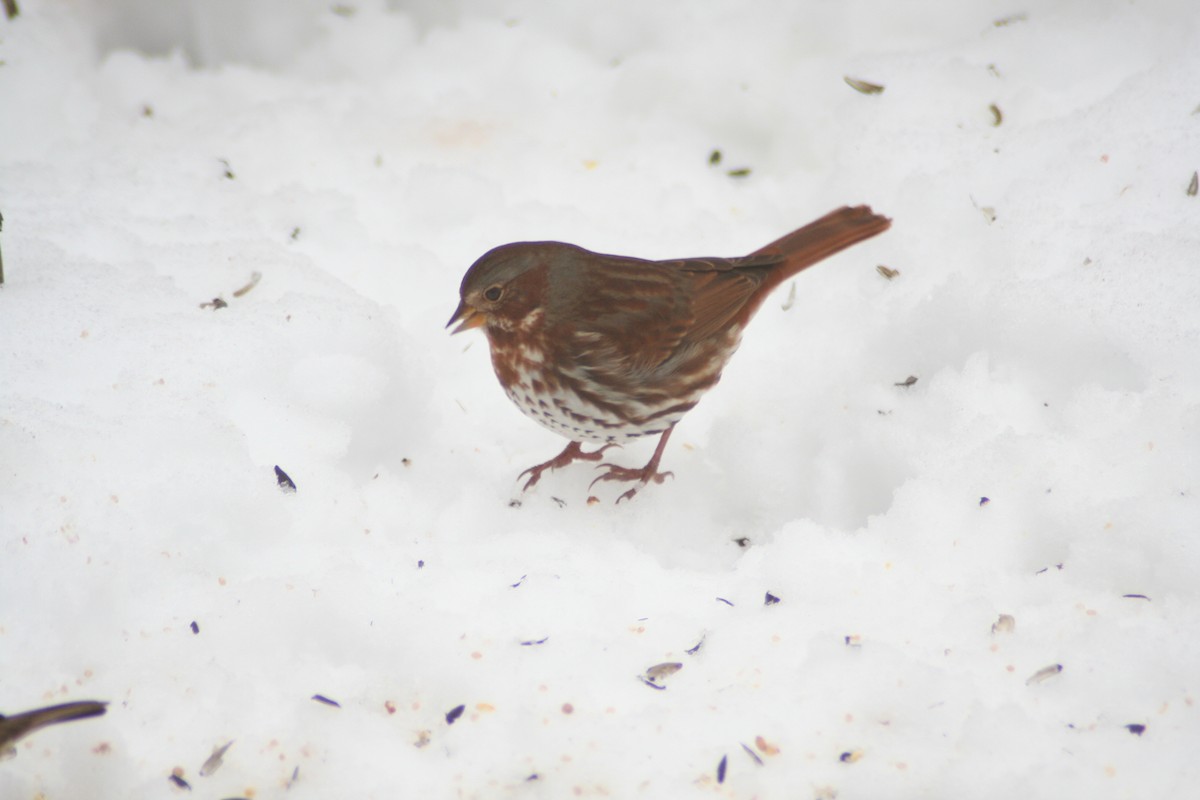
[447,300,486,334]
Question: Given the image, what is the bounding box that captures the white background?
[1,1,1198,797]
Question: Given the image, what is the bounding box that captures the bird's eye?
[483,286,503,302]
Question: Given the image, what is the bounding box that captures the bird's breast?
[487,335,673,442]
[485,325,740,444]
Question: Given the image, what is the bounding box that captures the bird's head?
[447,242,582,334]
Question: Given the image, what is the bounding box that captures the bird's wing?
[658,254,782,343]
[547,253,782,382]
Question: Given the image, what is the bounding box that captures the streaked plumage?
[449,205,891,500]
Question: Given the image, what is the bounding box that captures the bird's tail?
[752,204,891,293]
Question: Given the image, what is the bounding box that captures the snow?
[1,0,1198,797]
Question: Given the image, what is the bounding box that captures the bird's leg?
[590,426,676,502]
[519,440,618,491]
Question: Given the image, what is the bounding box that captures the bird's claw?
[519,467,547,492]
[519,442,618,491]
[590,463,674,502]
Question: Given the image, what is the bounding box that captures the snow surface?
[2,0,1198,797]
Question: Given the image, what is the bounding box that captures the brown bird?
[448,205,891,500]
[0,700,108,755]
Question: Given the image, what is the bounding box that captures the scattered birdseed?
[1026,664,1063,685]
[780,282,797,311]
[275,466,297,492]
[231,272,261,298]
[755,735,780,756]
[994,12,1028,26]
[844,76,884,94]
[199,740,234,777]
[645,662,683,681]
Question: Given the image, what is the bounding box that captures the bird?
[0,700,108,755]
[448,204,891,500]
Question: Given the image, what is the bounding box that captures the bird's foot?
[519,441,618,491]
[587,426,677,502]
[590,462,674,503]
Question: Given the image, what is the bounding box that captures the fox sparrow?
[449,205,891,500]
